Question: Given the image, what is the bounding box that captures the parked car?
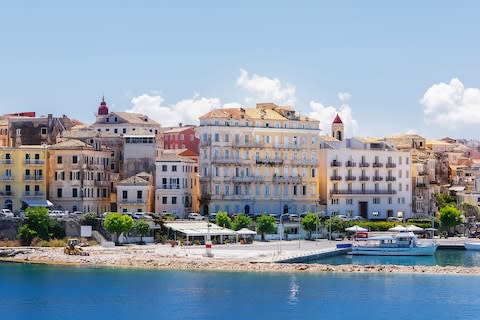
[289,214,300,222]
[0,209,13,218]
[188,212,205,221]
[387,217,403,222]
[48,210,66,218]
[336,215,352,221]
[133,212,153,220]
[160,212,176,221]
[351,216,367,222]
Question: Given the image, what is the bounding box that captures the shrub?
[82,212,98,229]
[232,214,252,231]
[48,219,65,239]
[216,211,232,229]
[17,225,37,246]
[104,213,133,245]
[256,215,276,241]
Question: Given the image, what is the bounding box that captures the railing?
[24,159,45,165]
[417,171,427,176]
[330,189,397,196]
[416,183,427,188]
[359,176,370,181]
[212,158,245,165]
[293,159,318,166]
[330,175,342,181]
[24,175,44,180]
[94,181,110,187]
[345,161,356,167]
[0,175,13,180]
[0,191,12,196]
[118,199,145,204]
[330,161,342,167]
[385,176,397,181]
[345,176,356,181]
[232,176,263,183]
[359,162,370,167]
[372,176,383,181]
[24,191,45,197]
[372,162,383,168]
[0,159,12,164]
[386,163,397,168]
[232,142,263,148]
[256,159,284,165]
[273,175,302,183]
[158,184,181,189]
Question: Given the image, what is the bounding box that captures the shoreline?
[2,246,480,276]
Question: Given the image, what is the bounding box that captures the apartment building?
[47,140,112,213]
[198,103,321,216]
[122,130,156,178]
[319,116,412,220]
[0,119,8,147]
[117,172,154,213]
[161,125,199,153]
[0,146,48,211]
[155,150,199,217]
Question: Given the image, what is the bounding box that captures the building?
[47,140,112,213]
[0,146,49,211]
[122,130,156,178]
[198,103,321,216]
[0,119,8,147]
[155,150,199,217]
[90,97,161,136]
[319,115,412,220]
[161,125,199,153]
[116,172,155,213]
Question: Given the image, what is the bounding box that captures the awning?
[164,221,237,237]
[22,199,54,207]
[449,186,465,192]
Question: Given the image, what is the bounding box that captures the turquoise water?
[1,263,480,320]
[310,249,480,266]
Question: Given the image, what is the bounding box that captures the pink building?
[162,126,199,153]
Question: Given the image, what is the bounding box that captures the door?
[359,202,368,218]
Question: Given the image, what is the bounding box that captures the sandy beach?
[2,239,480,275]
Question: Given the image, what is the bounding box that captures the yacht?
[352,232,437,256]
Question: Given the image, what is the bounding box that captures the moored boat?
[464,242,480,251]
[352,232,437,256]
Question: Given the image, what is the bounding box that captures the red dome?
[333,113,343,124]
[98,97,109,115]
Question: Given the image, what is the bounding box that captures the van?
[0,209,13,218]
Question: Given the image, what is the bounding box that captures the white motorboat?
[352,232,437,256]
[464,242,480,250]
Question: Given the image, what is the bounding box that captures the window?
[72,188,78,198]
[331,198,339,205]
[172,165,177,172]
[162,197,167,204]
[122,191,128,199]
[346,199,353,205]
[72,155,78,164]
[172,196,177,205]
[137,190,142,199]
[57,188,63,198]
[123,128,126,134]
[373,198,381,204]
[214,133,219,142]
[162,165,167,172]
[57,156,63,164]
[41,127,47,135]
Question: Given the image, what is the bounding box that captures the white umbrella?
[345,225,368,232]
[236,228,257,235]
[388,225,407,232]
[405,225,424,232]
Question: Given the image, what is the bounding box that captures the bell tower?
[332,114,344,141]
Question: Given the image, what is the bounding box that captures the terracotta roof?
[62,128,120,139]
[333,114,343,124]
[49,139,94,149]
[162,126,196,134]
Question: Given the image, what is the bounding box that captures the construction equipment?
[64,238,89,256]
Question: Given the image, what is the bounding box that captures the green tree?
[325,216,349,234]
[48,219,65,239]
[438,205,463,233]
[82,212,99,229]
[104,213,134,245]
[25,207,50,240]
[133,219,151,244]
[301,213,319,240]
[461,202,480,220]
[232,214,252,231]
[435,193,456,209]
[215,211,232,229]
[17,224,37,246]
[256,215,276,241]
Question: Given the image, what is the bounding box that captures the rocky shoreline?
[2,246,480,275]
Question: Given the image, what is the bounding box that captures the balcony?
[416,183,427,188]
[24,159,45,165]
[159,184,181,190]
[386,163,397,168]
[232,142,263,148]
[200,139,211,147]
[345,176,356,181]
[24,175,44,181]
[212,157,244,165]
[359,162,370,167]
[0,175,13,181]
[330,189,397,196]
[385,176,397,181]
[372,162,383,168]
[345,161,356,167]
[330,175,342,181]
[0,159,12,164]
[94,181,110,187]
[232,176,263,183]
[372,176,384,181]
[330,160,342,167]
[417,171,427,176]
[24,191,45,197]
[359,176,370,181]
[256,159,284,165]
[0,191,12,196]
[273,175,302,184]
[119,199,145,204]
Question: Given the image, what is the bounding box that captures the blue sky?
[1,1,480,139]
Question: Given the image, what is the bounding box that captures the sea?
[1,263,480,320]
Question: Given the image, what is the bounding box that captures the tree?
[215,211,232,229]
[256,215,276,241]
[133,219,150,244]
[82,212,99,229]
[435,193,456,209]
[25,207,50,240]
[232,214,252,231]
[301,213,319,240]
[17,224,37,246]
[325,216,349,234]
[461,202,480,220]
[438,205,463,233]
[48,219,65,239]
[104,213,134,245]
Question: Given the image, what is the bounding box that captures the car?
[280,213,291,223]
[208,213,217,221]
[336,215,352,221]
[351,216,367,222]
[387,217,403,222]
[48,210,66,218]
[188,213,206,221]
[160,212,176,221]
[0,209,13,218]
[289,214,300,222]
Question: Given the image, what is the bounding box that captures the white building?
[116,172,154,213]
[155,150,199,217]
[319,115,412,220]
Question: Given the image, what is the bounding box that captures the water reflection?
[288,276,299,305]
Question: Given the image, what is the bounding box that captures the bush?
[48,219,65,239]
[232,214,252,231]
[17,225,37,246]
[216,211,232,229]
[82,212,98,229]
[104,213,133,245]
[256,215,276,241]
[352,221,397,231]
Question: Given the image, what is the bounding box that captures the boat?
[464,242,480,250]
[352,232,437,256]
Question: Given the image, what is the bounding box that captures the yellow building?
[0,146,48,211]
[116,172,155,213]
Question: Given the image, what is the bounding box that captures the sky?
[1,0,480,139]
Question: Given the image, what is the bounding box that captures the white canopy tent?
[345,225,368,232]
[164,221,237,244]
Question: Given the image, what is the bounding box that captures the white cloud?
[421,78,480,128]
[236,69,296,105]
[308,101,359,137]
[127,94,222,127]
[404,128,418,135]
[337,92,352,102]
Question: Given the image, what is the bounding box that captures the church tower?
[332,114,344,141]
[96,96,109,122]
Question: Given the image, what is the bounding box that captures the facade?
[122,131,156,178]
[0,146,48,211]
[319,116,412,220]
[116,172,155,213]
[47,140,112,213]
[198,103,320,216]
[162,125,199,153]
[155,151,199,217]
[0,119,8,147]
